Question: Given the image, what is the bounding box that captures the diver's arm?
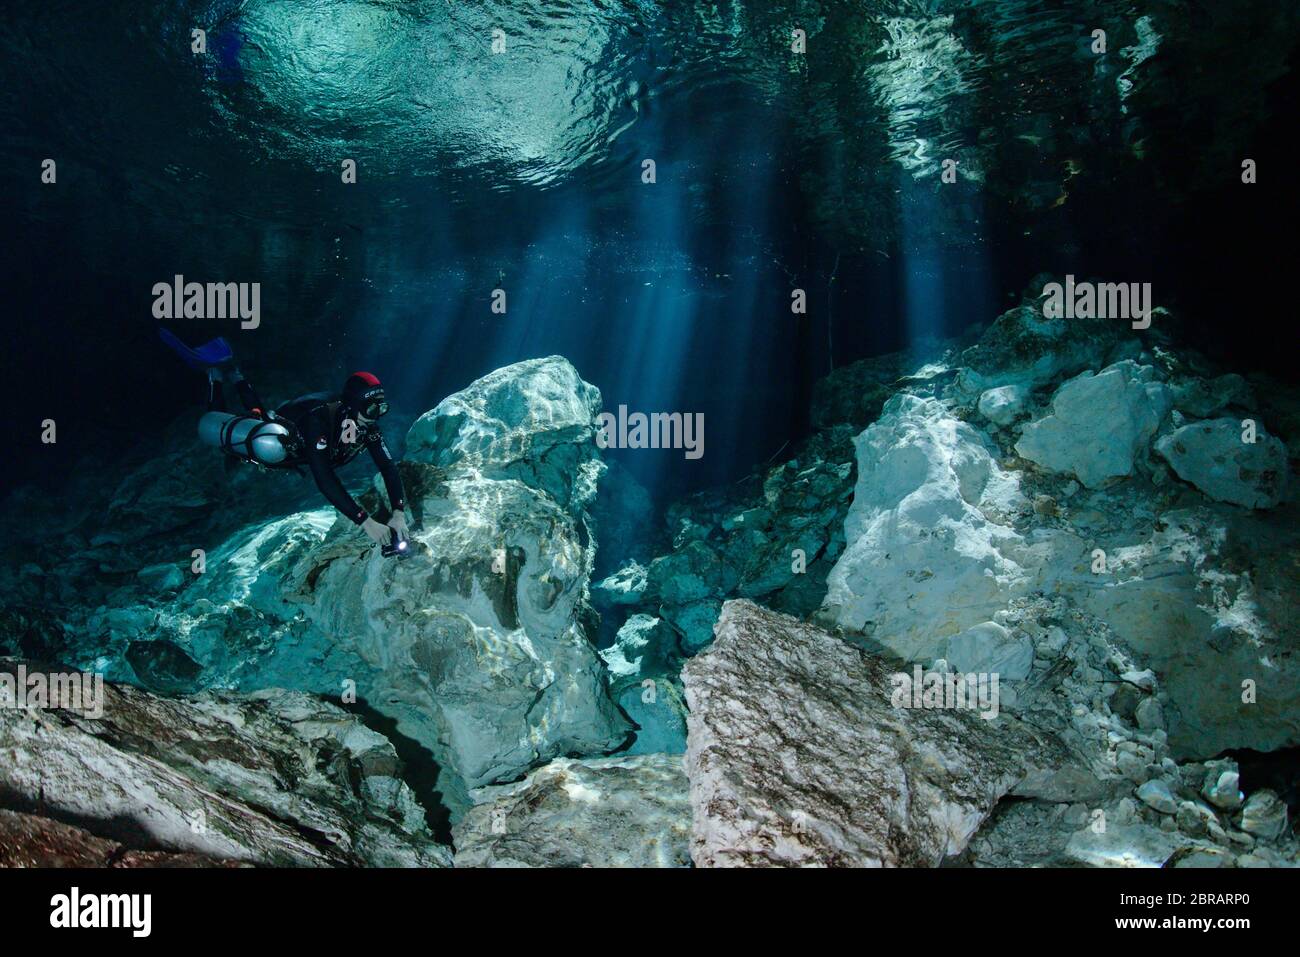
[367,431,406,512]
[306,446,389,544]
[302,414,368,524]
[307,446,369,524]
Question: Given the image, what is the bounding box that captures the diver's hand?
[361,517,390,546]
[387,510,409,536]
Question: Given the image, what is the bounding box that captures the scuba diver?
[160,329,408,554]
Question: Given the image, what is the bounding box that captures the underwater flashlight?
[382,528,409,559]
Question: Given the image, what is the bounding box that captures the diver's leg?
[207,368,228,412]
[228,367,268,417]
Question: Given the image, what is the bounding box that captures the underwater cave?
[1,0,1299,917]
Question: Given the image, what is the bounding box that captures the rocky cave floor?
[1,275,1298,868]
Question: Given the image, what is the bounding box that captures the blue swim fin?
[159,328,234,370]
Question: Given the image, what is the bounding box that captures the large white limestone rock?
[289,473,631,791]
[820,394,1030,660]
[1154,418,1287,509]
[1015,361,1171,488]
[977,384,1029,427]
[115,358,632,805]
[684,601,1064,867]
[405,355,604,509]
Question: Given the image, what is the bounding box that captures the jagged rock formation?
[0,660,450,867]
[683,600,1072,867]
[599,614,687,754]
[602,278,1298,867]
[7,357,632,814]
[812,285,1300,760]
[820,392,1030,662]
[593,560,649,607]
[955,291,1137,394]
[452,754,691,867]
[1014,360,1171,488]
[967,747,1297,868]
[1155,418,1287,508]
[3,285,1297,869]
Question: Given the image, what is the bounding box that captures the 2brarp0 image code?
[1,0,1298,931]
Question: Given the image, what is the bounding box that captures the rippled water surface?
[12,0,1286,235]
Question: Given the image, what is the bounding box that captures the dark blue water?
[2,0,1297,503]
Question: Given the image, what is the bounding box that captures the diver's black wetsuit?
[275,391,405,525]
[207,367,265,417]
[210,378,405,526]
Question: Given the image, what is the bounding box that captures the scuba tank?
[198,411,295,465]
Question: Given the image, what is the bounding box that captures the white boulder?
[977,384,1029,427]
[1015,361,1171,488]
[1154,418,1287,509]
[1239,789,1288,842]
[945,621,1034,680]
[821,394,1029,661]
[405,355,605,509]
